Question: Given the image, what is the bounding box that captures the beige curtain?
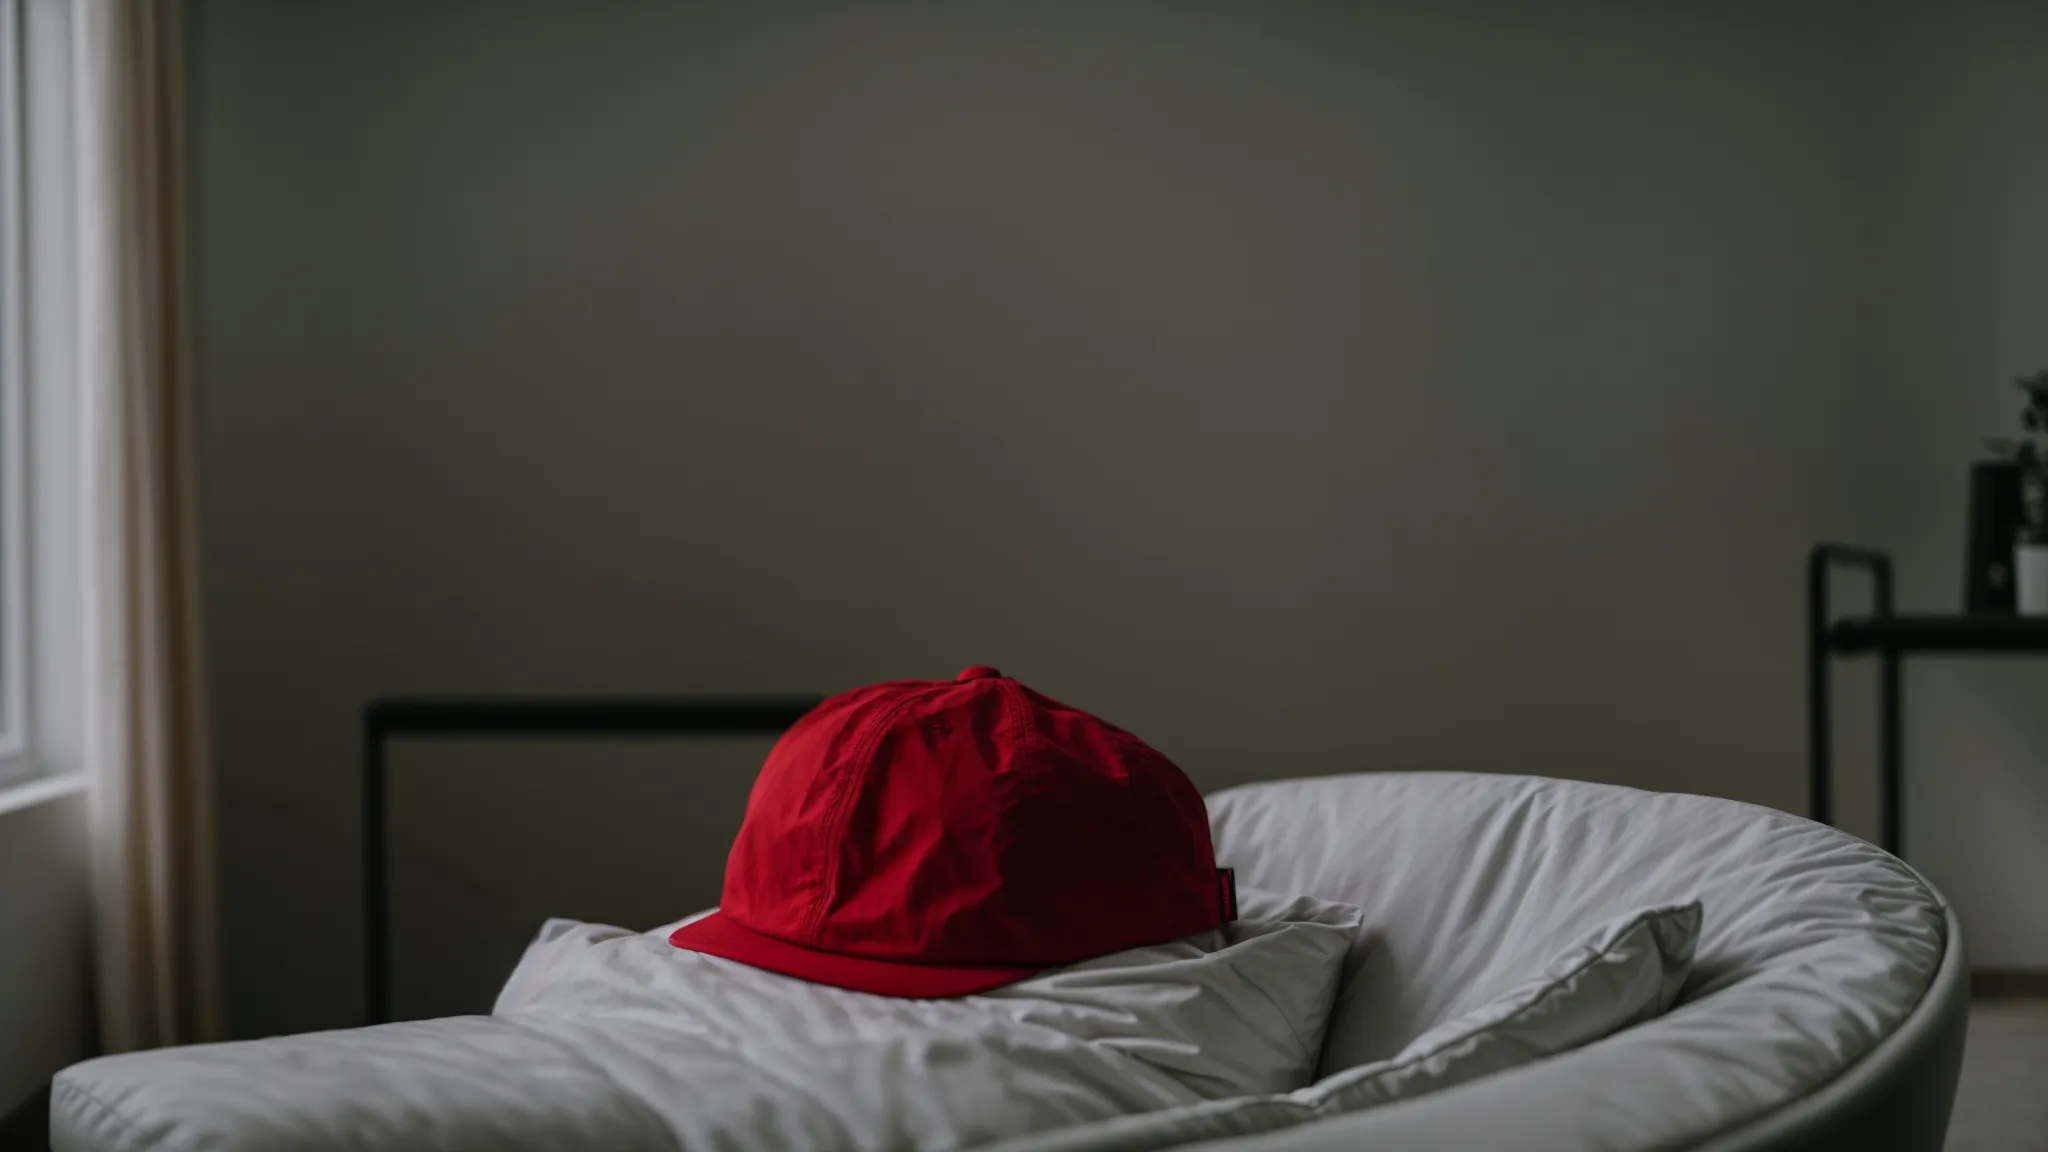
[74,0,221,1052]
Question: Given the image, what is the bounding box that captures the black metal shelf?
[1826,614,2048,654]
[1807,543,2048,864]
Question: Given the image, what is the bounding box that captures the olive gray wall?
[0,790,88,1108]
[192,0,2027,1038]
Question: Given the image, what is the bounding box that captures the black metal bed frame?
[362,694,820,1025]
[357,556,2008,1024]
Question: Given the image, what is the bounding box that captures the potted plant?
[1991,370,2048,614]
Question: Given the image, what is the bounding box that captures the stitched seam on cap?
[1006,678,1042,751]
[801,689,923,940]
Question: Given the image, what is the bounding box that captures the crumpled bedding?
[1199,773,1951,1152]
[52,771,1947,1152]
[52,890,1357,1152]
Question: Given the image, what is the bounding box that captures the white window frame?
[0,0,31,778]
[0,0,82,794]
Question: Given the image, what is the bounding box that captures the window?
[0,0,80,791]
[1,0,28,779]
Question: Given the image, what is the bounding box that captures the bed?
[50,713,1963,1151]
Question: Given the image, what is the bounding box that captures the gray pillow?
[1297,901,1702,1112]
[978,902,1701,1152]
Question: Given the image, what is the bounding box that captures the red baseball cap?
[671,666,1236,997]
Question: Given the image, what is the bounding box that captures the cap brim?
[669,912,1042,999]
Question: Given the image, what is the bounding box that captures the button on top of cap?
[955,665,1002,682]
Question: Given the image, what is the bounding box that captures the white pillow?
[487,888,1360,1149]
[977,902,1702,1152]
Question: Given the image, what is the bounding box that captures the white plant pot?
[2018,543,2048,615]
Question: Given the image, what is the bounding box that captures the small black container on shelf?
[1965,460,2021,613]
